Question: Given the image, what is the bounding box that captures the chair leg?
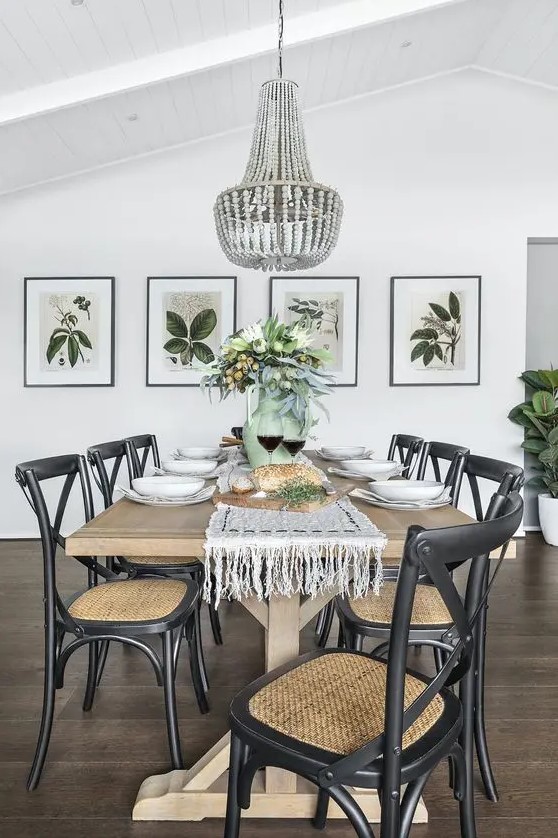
[326,785,375,838]
[400,772,432,838]
[337,619,345,649]
[209,573,224,645]
[82,641,99,712]
[317,601,334,648]
[313,788,330,830]
[193,601,210,693]
[351,631,364,652]
[474,599,499,802]
[187,618,210,714]
[95,640,110,687]
[433,645,444,673]
[162,630,184,769]
[224,733,244,838]
[459,667,478,838]
[27,623,57,790]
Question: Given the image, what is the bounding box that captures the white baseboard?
[523,525,542,532]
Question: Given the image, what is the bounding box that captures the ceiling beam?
[0,0,466,126]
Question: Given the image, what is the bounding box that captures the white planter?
[538,493,558,546]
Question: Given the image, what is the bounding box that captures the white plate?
[176,446,221,460]
[327,466,401,482]
[321,446,367,459]
[316,449,374,462]
[351,489,451,511]
[132,475,205,498]
[118,485,215,507]
[371,479,445,502]
[340,459,401,478]
[161,459,218,476]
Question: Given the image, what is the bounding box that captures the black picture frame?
[146,276,237,387]
[269,276,360,387]
[389,275,481,387]
[23,276,115,388]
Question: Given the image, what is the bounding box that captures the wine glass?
[257,414,284,465]
[282,437,305,463]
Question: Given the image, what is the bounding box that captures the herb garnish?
[271,479,325,507]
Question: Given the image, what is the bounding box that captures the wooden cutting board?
[212,485,353,513]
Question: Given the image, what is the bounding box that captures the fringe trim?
[204,536,386,606]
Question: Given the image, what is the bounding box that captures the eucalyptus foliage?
[509,368,558,498]
[200,315,334,427]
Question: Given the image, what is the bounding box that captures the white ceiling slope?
[0,0,557,195]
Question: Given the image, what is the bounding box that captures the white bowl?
[162,459,217,476]
[322,446,367,459]
[340,459,400,478]
[132,476,205,498]
[177,446,221,460]
[370,480,445,502]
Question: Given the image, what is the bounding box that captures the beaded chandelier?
[213,0,343,272]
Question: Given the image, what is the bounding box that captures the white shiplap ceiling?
[0,0,557,195]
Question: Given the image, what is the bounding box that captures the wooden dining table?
[65,454,515,825]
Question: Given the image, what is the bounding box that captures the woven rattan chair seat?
[348,581,452,627]
[125,555,200,567]
[248,652,444,756]
[68,578,189,622]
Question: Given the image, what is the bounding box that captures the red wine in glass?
[257,435,284,464]
[282,439,305,461]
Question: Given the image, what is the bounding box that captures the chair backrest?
[87,439,132,509]
[417,441,470,506]
[387,433,423,477]
[15,455,95,628]
[125,433,160,479]
[319,491,524,791]
[464,453,524,521]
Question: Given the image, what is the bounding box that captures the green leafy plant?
[46,298,92,368]
[164,308,217,367]
[410,291,461,367]
[509,368,558,498]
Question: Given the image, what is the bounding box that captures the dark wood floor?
[1,535,557,837]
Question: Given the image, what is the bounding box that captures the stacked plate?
[351,480,452,510]
[328,459,404,481]
[118,475,215,507]
[159,446,226,478]
[316,446,374,462]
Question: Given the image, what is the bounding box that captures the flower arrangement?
[201,316,334,425]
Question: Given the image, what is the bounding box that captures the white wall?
[525,240,558,527]
[2,68,557,536]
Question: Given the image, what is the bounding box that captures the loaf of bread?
[251,463,322,493]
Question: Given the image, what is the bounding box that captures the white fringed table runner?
[203,450,387,605]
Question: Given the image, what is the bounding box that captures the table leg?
[265,594,300,794]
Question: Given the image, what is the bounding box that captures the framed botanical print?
[24,277,115,387]
[146,276,237,386]
[270,276,359,386]
[390,275,481,386]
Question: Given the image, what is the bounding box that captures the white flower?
[241,321,264,344]
[289,319,313,349]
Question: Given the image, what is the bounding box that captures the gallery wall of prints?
[2,69,552,534]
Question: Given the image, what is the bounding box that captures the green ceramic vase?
[242,389,306,468]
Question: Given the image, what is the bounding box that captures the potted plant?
[509,368,558,545]
[201,316,334,467]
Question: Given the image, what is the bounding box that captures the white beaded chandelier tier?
[213,0,343,272]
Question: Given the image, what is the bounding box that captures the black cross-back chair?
[462,455,524,803]
[125,433,223,647]
[87,438,220,698]
[336,455,523,815]
[387,434,424,477]
[416,441,470,507]
[15,454,206,790]
[224,492,523,838]
[126,432,161,476]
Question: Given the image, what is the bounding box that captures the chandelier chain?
[277,0,284,79]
